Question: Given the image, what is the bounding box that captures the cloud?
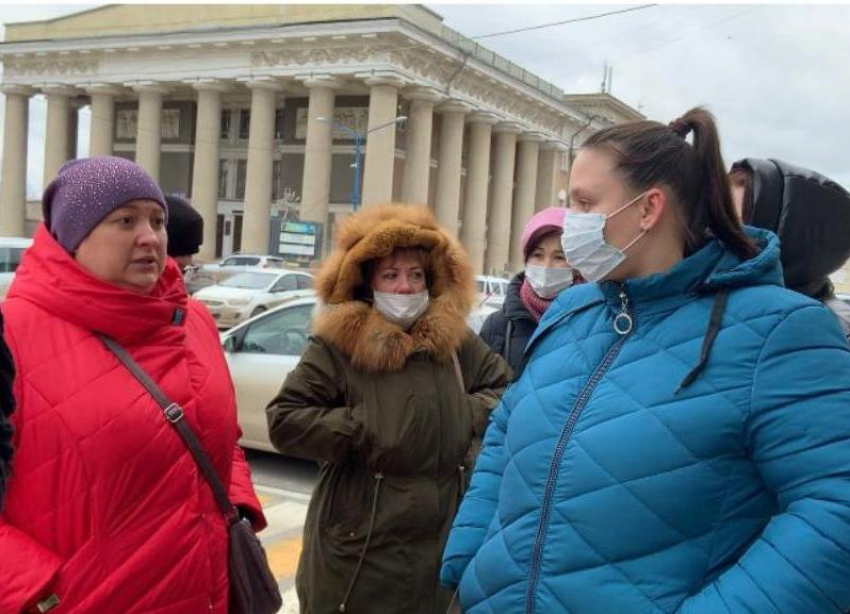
[2,3,849,197]
[435,3,850,187]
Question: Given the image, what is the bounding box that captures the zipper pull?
[613,287,633,335]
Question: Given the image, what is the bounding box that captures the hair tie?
[668,118,691,139]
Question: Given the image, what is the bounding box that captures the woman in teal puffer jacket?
[441,107,850,614]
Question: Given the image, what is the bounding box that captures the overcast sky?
[2,3,849,198]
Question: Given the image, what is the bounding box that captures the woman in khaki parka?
[266,204,509,614]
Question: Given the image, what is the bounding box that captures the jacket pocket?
[324,465,372,534]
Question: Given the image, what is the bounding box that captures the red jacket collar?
[8,224,189,344]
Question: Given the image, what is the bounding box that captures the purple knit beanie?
[42,156,167,253]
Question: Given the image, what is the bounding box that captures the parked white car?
[194,268,314,328]
[222,297,501,453]
[186,253,290,294]
[0,237,33,299]
[476,275,510,308]
[467,303,499,334]
[221,297,317,452]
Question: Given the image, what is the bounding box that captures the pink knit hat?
[520,207,569,261]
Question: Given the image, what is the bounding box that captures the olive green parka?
[266,204,510,614]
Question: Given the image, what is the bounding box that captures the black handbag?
[99,335,283,614]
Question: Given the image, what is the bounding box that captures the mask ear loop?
[609,191,651,255]
[607,191,648,220]
[620,228,648,254]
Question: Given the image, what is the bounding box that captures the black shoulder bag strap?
[97,334,239,524]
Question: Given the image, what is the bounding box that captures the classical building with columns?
[0,4,643,275]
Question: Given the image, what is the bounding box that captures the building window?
[218,159,230,199]
[221,110,232,140]
[116,109,138,140]
[239,109,251,140]
[272,160,283,201]
[161,109,181,139]
[236,160,247,200]
[274,108,286,140]
[233,214,244,254]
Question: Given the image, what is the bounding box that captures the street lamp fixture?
[316,115,408,210]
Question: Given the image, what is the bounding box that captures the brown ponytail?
[582,107,758,261]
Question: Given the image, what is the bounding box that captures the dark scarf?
[519,278,554,323]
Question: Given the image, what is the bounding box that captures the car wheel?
[250,306,267,318]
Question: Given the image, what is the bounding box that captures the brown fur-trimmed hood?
[314,203,476,373]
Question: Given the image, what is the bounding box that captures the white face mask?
[562,192,648,283]
[373,290,430,330]
[524,265,574,299]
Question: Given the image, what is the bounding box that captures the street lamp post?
[316,115,407,210]
[351,131,364,210]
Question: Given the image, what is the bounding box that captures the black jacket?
[0,311,15,508]
[734,158,850,336]
[479,274,538,374]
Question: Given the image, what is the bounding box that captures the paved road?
[246,450,318,614]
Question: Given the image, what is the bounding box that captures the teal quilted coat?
[441,229,850,614]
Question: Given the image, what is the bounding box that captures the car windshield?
[221,272,277,290]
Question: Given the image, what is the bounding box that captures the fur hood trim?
[314,203,476,372]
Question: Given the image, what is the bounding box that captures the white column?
[358,72,407,207]
[401,87,442,205]
[189,80,229,263]
[240,78,283,254]
[486,123,522,276]
[42,85,77,185]
[298,74,339,256]
[509,133,544,271]
[461,112,499,274]
[86,84,122,157]
[0,85,32,237]
[132,83,169,182]
[434,100,472,236]
[535,141,565,212]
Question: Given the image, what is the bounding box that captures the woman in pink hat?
[479,207,581,372]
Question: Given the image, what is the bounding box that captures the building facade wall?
[0,4,640,272]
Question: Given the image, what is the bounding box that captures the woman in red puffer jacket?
[0,156,265,614]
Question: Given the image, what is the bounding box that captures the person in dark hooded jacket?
[480,207,580,372]
[730,158,850,336]
[267,203,509,614]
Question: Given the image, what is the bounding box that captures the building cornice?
[0,15,603,139]
[564,93,644,122]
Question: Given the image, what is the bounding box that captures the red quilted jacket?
[0,225,266,614]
